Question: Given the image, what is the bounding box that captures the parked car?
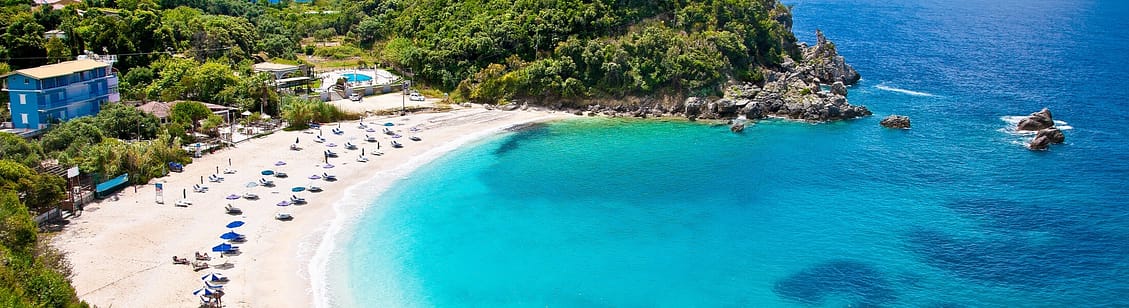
[168,162,184,172]
[408,93,425,101]
[349,93,362,101]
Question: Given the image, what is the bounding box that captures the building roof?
[252,62,299,72]
[10,59,109,80]
[136,101,172,119]
[136,101,233,119]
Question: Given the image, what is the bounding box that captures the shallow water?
[331,0,1129,306]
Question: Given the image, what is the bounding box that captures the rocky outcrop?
[730,122,745,133]
[1028,127,1065,150]
[1017,108,1054,131]
[880,115,911,129]
[802,30,861,85]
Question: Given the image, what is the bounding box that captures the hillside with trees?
[3,0,801,108]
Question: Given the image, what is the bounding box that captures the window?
[23,78,28,85]
[19,94,26,105]
[20,113,28,124]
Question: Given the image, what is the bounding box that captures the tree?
[0,133,42,168]
[39,117,103,166]
[170,101,212,134]
[94,103,160,140]
[44,37,70,64]
[0,160,65,215]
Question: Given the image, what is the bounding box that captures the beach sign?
[155,183,164,204]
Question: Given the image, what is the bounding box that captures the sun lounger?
[173,256,190,265]
[223,168,237,174]
[175,199,191,207]
[196,252,211,261]
[290,195,307,204]
[357,155,369,162]
[324,150,338,158]
[193,261,210,271]
[365,135,377,142]
[332,128,344,135]
[259,178,274,187]
[314,135,326,143]
[242,192,259,199]
[225,204,242,215]
[193,184,208,193]
[344,142,357,150]
[322,173,337,181]
[208,174,223,183]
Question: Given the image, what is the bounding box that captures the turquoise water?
[341,73,372,83]
[331,0,1129,306]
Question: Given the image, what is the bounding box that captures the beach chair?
[324,150,338,158]
[290,195,307,204]
[173,256,190,265]
[242,192,259,200]
[195,252,211,261]
[175,199,191,207]
[322,173,337,181]
[207,174,223,183]
[222,168,237,174]
[193,184,208,193]
[225,204,242,215]
[258,178,274,187]
[365,135,377,142]
[193,261,210,271]
[357,155,369,163]
[314,135,326,143]
[332,127,344,135]
[290,143,302,151]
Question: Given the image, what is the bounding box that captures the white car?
[349,93,362,101]
[408,93,425,101]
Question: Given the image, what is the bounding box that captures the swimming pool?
[342,73,373,82]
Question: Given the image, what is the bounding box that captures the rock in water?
[880,115,911,129]
[831,81,848,96]
[1028,136,1051,150]
[1036,127,1065,144]
[731,122,745,133]
[1017,108,1055,131]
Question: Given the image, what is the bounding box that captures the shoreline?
[52,107,571,307]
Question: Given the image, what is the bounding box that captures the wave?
[874,84,936,97]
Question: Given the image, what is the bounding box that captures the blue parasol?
[291,186,306,192]
[261,170,274,175]
[225,194,240,200]
[384,122,394,126]
[323,164,335,169]
[211,243,232,253]
[201,272,228,282]
[277,200,291,206]
[226,221,244,228]
[326,143,337,147]
[245,182,258,188]
[308,174,322,180]
[220,231,243,240]
[274,161,286,166]
[193,286,217,296]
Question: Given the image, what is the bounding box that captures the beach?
[51,105,570,307]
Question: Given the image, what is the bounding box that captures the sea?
[321,0,1129,306]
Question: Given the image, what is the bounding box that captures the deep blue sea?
[328,0,1129,306]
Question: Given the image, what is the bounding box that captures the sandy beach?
[52,104,570,307]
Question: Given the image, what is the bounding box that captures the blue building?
[2,59,119,131]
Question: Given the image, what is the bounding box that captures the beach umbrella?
[226,221,244,228]
[308,174,322,180]
[245,182,258,188]
[220,231,243,240]
[323,164,335,169]
[275,161,287,166]
[225,194,240,200]
[261,170,274,175]
[291,187,305,192]
[201,272,228,282]
[193,286,217,296]
[326,143,337,147]
[211,243,233,253]
[277,200,291,206]
[384,122,394,126]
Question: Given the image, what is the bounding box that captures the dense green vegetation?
[0,162,86,307]
[4,0,798,106]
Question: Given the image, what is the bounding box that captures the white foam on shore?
[307,114,562,308]
[875,84,936,97]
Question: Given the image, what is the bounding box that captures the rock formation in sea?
[512,31,872,124]
[880,115,911,129]
[1029,127,1065,150]
[1016,108,1065,150]
[1017,108,1055,131]
[687,30,871,122]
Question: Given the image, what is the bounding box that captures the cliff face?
[684,30,871,122]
